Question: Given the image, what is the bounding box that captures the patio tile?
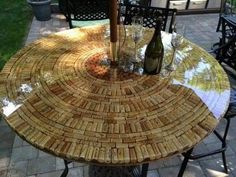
[226,156,236,176]
[53,13,66,20]
[83,165,89,177]
[0,156,10,169]
[73,162,87,168]
[12,136,24,148]
[183,161,207,177]
[0,118,7,127]
[215,119,227,130]
[11,146,38,162]
[0,168,8,177]
[158,161,206,177]
[158,166,180,177]
[227,128,236,141]
[203,170,232,177]
[52,20,60,26]
[7,160,28,177]
[203,133,220,145]
[163,156,182,167]
[191,143,212,161]
[37,170,63,177]
[205,142,235,159]
[56,158,73,170]
[0,147,11,170]
[199,157,233,177]
[148,159,165,170]
[38,150,52,158]
[229,116,236,126]
[0,126,15,150]
[147,170,160,177]
[228,139,236,153]
[22,141,31,146]
[67,167,83,177]
[27,156,56,175]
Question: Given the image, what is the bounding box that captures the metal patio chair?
[122,4,177,33]
[61,0,109,29]
[178,33,236,177]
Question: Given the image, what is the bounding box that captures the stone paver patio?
[0,13,236,177]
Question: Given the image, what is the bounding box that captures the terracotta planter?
[27,0,51,21]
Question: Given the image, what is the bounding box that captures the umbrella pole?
[109,0,118,66]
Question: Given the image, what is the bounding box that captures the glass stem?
[134,41,137,62]
[169,48,176,66]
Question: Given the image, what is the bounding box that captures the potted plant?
[27,0,51,21]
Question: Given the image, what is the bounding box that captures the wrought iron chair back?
[62,0,109,28]
[222,16,236,43]
[215,33,236,69]
[123,0,151,6]
[216,0,236,32]
[122,4,177,33]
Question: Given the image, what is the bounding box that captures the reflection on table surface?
[0,25,230,166]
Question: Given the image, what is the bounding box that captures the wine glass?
[100,25,111,66]
[131,16,143,63]
[165,25,185,71]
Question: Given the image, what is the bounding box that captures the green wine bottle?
[144,19,164,74]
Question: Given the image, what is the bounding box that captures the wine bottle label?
[144,56,162,74]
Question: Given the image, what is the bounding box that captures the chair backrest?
[222,0,236,15]
[222,16,236,43]
[216,0,235,31]
[139,0,151,6]
[122,4,177,33]
[215,33,236,69]
[64,0,109,28]
[123,0,151,6]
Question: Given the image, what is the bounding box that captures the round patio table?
[0,25,230,177]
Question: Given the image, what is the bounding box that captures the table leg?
[141,163,149,177]
[61,160,149,177]
[60,160,72,177]
[177,148,193,177]
[89,165,143,177]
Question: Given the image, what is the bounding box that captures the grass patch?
[0,0,32,70]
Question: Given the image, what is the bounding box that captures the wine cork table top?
[0,25,230,165]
